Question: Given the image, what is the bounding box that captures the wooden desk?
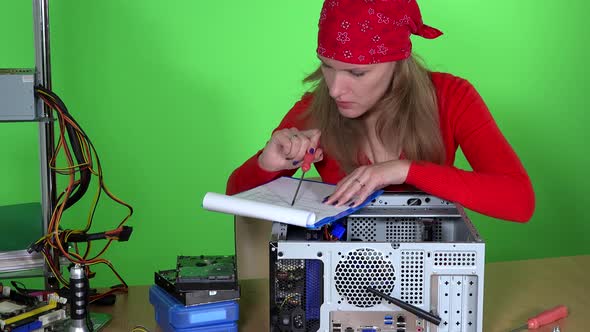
[91,255,589,331]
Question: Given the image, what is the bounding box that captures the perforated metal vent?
[334,248,395,308]
[385,218,423,242]
[348,218,377,241]
[272,259,323,331]
[400,250,424,305]
[433,251,477,266]
[348,217,440,243]
[432,222,443,241]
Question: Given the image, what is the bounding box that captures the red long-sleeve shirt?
[227,72,535,222]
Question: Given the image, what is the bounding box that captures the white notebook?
[202,177,383,228]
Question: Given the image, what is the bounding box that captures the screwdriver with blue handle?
[291,148,316,206]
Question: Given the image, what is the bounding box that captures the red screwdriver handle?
[302,148,316,172]
[528,305,568,328]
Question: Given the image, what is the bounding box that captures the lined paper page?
[202,177,349,227]
[202,192,315,227]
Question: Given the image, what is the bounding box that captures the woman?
[227,0,534,222]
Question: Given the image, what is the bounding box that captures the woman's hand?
[258,128,323,172]
[325,159,411,207]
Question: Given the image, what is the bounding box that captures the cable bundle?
[29,86,134,303]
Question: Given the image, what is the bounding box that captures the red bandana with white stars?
[317,0,442,64]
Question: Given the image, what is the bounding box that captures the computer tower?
[269,192,485,332]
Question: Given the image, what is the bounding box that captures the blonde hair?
[303,55,445,173]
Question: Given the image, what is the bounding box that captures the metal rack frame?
[0,0,58,287]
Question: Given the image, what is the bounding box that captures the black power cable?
[35,86,91,210]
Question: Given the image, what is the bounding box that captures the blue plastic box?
[149,285,239,332]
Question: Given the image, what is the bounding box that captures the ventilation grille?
[385,218,423,242]
[432,222,443,241]
[400,250,424,305]
[275,259,305,308]
[348,217,429,242]
[334,248,395,308]
[348,218,377,241]
[433,252,477,267]
[347,217,447,242]
[273,259,323,331]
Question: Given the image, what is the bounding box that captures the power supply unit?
[0,68,37,121]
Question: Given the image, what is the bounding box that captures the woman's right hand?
[258,128,323,172]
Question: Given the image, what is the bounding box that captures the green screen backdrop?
[1,1,588,287]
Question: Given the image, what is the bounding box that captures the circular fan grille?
[334,248,395,307]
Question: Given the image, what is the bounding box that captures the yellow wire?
[280,294,298,309]
[35,87,134,292]
[42,251,69,287]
